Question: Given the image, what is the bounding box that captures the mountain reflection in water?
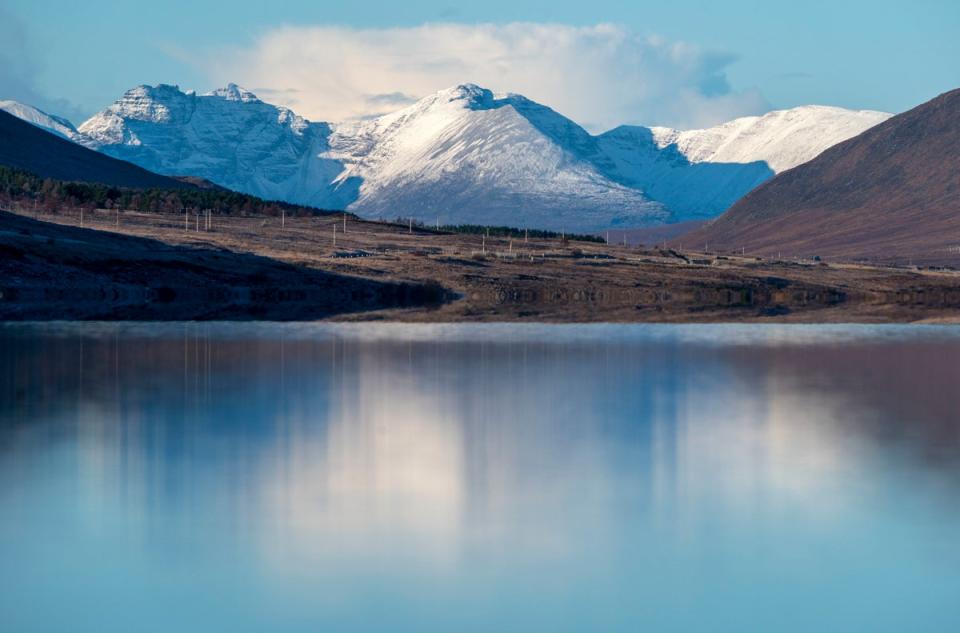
[1,323,958,632]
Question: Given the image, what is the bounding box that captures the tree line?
[0,165,339,218]
[436,223,605,244]
[0,165,606,243]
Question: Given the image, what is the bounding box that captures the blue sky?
[2,0,958,128]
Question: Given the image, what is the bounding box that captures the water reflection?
[0,324,959,632]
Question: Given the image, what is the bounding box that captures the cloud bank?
[206,23,768,132]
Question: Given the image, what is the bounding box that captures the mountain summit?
[9,83,892,232]
[208,83,261,103]
[323,83,666,229]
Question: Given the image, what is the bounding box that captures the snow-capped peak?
[102,84,195,124]
[206,83,260,103]
[320,83,664,231]
[429,83,499,108]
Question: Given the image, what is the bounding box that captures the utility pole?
[408,218,412,234]
[282,208,285,229]
[333,223,336,248]
[343,212,347,234]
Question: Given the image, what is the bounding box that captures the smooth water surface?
[1,323,959,632]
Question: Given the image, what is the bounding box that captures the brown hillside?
[679,89,960,265]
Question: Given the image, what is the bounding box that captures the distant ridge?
[0,100,82,141]
[678,88,960,265]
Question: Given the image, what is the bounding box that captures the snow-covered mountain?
[77,84,354,209]
[0,100,84,142]
[596,105,890,220]
[324,85,666,229]
[8,84,891,232]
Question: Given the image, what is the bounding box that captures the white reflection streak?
[672,370,860,522]
[261,346,465,566]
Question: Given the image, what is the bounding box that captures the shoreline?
[4,207,960,323]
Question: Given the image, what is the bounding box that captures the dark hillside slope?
[0,110,193,189]
[0,210,443,320]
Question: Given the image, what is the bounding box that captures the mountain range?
[2,84,890,232]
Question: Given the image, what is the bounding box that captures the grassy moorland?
[4,201,960,323]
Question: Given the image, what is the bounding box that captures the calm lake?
[1,323,959,632]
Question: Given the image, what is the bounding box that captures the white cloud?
[205,22,769,132]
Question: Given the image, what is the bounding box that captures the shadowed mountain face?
[593,125,775,220]
[681,88,960,265]
[0,110,192,190]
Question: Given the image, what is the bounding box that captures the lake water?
[1,323,959,632]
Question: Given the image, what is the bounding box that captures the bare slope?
[0,210,442,320]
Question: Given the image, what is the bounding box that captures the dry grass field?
[4,205,960,322]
